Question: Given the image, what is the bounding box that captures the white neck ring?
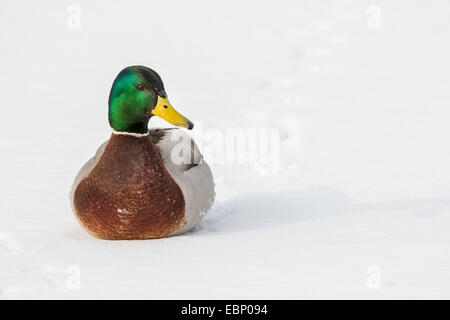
[111,128,149,138]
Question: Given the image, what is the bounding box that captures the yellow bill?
[151,96,194,130]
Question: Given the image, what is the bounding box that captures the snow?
[1,0,450,299]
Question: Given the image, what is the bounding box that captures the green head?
[108,66,193,134]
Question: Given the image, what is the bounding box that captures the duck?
[70,66,215,240]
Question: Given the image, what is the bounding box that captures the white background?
[1,0,450,299]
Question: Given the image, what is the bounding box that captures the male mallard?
[70,66,215,240]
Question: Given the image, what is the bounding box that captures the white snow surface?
[1,0,450,299]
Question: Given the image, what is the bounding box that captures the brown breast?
[73,133,185,240]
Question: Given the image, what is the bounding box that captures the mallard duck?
[70,66,215,240]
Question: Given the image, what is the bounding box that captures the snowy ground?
[1,0,450,299]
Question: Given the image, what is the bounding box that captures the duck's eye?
[136,84,145,91]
